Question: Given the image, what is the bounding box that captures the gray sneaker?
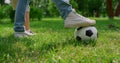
[14,31,33,38]
[64,9,96,28]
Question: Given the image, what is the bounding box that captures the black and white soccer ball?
[74,26,98,42]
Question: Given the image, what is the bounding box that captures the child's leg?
[25,6,30,31]
[25,5,35,35]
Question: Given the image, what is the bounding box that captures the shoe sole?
[64,21,96,28]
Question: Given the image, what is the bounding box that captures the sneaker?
[64,9,96,28]
[25,30,36,35]
[14,31,33,38]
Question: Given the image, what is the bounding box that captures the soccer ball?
[74,26,98,42]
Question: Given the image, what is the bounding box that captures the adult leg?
[14,0,30,32]
[53,0,96,28]
[11,0,34,33]
[53,0,72,19]
[11,0,30,31]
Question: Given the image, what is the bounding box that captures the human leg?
[14,0,30,32]
[24,5,32,31]
[11,0,31,31]
[53,0,72,19]
[11,0,35,35]
[25,6,35,35]
[14,0,32,37]
[53,0,96,28]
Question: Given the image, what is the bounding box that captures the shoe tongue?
[71,9,76,13]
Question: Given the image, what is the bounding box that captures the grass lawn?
[0,18,120,63]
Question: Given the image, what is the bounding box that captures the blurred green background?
[0,0,120,22]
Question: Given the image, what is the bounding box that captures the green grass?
[0,18,120,63]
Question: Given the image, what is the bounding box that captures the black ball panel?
[76,36,82,40]
[86,30,93,37]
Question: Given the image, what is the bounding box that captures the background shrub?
[30,6,43,21]
[0,6,7,21]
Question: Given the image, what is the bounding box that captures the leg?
[14,0,33,37]
[25,6,35,35]
[53,0,96,28]
[53,0,72,19]
[25,6,30,31]
[11,0,30,31]
[14,0,30,32]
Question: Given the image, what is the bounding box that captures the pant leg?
[53,0,72,19]
[14,0,30,32]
